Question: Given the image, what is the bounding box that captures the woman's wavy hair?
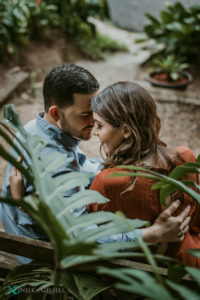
[91,81,167,169]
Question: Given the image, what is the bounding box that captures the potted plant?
[146,54,192,90]
[138,2,200,67]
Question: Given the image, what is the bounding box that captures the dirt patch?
[0,30,85,82]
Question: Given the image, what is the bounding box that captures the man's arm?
[142,200,191,243]
[8,168,191,244]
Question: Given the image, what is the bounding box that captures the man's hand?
[9,158,25,200]
[142,200,191,244]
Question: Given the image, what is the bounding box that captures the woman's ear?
[49,106,60,122]
[122,125,131,139]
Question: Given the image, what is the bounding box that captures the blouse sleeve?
[173,147,200,267]
[87,174,108,212]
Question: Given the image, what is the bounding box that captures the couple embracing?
[1,64,200,267]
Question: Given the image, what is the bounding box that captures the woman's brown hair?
[91,81,167,169]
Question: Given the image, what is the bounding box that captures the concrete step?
[0,67,29,105]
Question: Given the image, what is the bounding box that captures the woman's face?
[92,112,126,154]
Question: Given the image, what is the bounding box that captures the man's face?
[58,92,98,140]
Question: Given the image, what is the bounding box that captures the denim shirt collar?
[36,112,80,150]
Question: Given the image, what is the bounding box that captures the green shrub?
[139,2,200,66]
[85,0,109,19]
[0,0,59,60]
[0,0,122,62]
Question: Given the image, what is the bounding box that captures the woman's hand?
[9,158,25,200]
[142,200,191,244]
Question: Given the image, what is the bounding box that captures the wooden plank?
[0,232,196,285]
[113,259,194,282]
[0,231,54,263]
[0,250,20,266]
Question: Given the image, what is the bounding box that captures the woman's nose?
[92,127,98,136]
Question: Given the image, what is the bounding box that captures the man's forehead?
[73,92,97,109]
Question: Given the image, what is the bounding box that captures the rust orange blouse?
[89,147,200,268]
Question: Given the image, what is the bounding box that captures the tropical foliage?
[0,0,59,60]
[112,160,200,206]
[0,0,124,62]
[0,104,148,299]
[0,104,200,299]
[137,2,200,67]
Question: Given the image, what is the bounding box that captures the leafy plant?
[112,160,200,206]
[0,0,59,61]
[85,0,109,19]
[0,104,148,299]
[0,0,123,62]
[0,104,200,299]
[48,0,123,60]
[153,54,189,81]
[138,2,200,66]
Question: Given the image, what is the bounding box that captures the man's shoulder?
[24,118,37,134]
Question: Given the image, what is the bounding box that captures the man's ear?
[49,106,61,122]
[122,125,131,139]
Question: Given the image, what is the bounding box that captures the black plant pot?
[146,71,193,90]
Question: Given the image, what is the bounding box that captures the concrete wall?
[107,0,199,31]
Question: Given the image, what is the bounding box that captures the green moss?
[76,31,128,60]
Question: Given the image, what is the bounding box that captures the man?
[1,64,190,258]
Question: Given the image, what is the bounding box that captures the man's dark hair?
[43,64,99,112]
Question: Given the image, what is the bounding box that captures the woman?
[88,81,200,268]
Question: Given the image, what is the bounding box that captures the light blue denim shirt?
[0,112,141,263]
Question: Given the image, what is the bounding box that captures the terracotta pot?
[146,71,193,90]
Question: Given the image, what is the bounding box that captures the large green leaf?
[152,180,195,191]
[98,267,172,300]
[160,184,179,205]
[0,144,33,184]
[113,165,200,204]
[185,267,200,286]
[166,280,200,300]
[3,103,27,137]
[0,126,30,168]
[167,264,186,283]
[0,263,54,299]
[72,273,111,300]
[187,249,200,258]
[169,165,200,180]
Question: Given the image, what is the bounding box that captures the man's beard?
[60,117,93,140]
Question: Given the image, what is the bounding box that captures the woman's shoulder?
[175,146,196,162]
[95,167,132,185]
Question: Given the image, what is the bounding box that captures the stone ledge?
[136,80,200,106]
[0,68,29,105]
